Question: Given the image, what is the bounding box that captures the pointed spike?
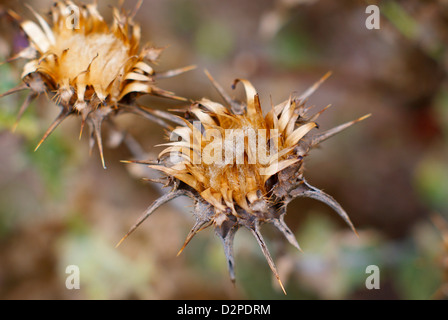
[296,181,359,237]
[141,178,168,185]
[272,216,303,253]
[155,65,197,80]
[91,118,107,169]
[298,71,332,102]
[357,114,372,122]
[120,159,159,165]
[79,109,90,140]
[0,84,28,98]
[79,120,86,141]
[120,160,138,164]
[116,190,189,248]
[12,93,38,132]
[311,113,371,147]
[151,87,188,102]
[215,223,239,283]
[204,69,241,112]
[177,219,212,257]
[167,107,189,113]
[249,225,287,295]
[35,108,71,152]
[130,0,144,19]
[7,9,23,23]
[309,104,332,122]
[137,105,187,127]
[1,47,37,66]
[120,104,173,130]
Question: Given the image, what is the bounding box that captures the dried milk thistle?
[118,71,371,293]
[1,0,194,168]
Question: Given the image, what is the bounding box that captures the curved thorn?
[116,190,191,248]
[298,181,359,237]
[204,69,242,113]
[155,65,197,80]
[35,108,71,152]
[177,219,212,257]
[204,69,233,105]
[137,104,187,127]
[120,104,173,130]
[12,92,38,132]
[0,84,28,98]
[272,216,303,253]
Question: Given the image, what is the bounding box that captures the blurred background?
[0,0,447,300]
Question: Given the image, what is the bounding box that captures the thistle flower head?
[119,71,371,293]
[1,0,194,168]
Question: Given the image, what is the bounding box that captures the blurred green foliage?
[269,21,320,70]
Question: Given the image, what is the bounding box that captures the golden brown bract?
[119,72,371,293]
[1,0,194,168]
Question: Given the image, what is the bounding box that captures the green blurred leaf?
[269,22,320,70]
[195,20,235,61]
[382,1,419,40]
[415,157,448,211]
[25,133,74,198]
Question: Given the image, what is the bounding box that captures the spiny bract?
[1,0,193,168]
[119,71,371,293]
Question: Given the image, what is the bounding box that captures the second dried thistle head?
[1,1,193,168]
[119,72,370,293]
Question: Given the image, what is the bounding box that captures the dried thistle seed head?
[119,71,371,293]
[1,0,194,168]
